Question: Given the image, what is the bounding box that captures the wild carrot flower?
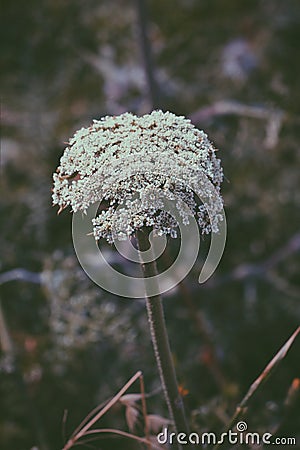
[52,110,223,242]
[53,110,225,443]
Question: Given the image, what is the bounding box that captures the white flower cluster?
[53,110,224,242]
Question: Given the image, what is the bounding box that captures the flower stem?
[136,229,190,445]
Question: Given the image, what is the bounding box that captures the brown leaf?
[125,405,139,432]
[119,393,143,406]
[146,414,172,434]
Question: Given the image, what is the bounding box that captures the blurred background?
[1,0,299,449]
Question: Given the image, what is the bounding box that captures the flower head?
[53,110,223,242]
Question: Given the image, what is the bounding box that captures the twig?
[212,326,300,450]
[190,100,284,122]
[204,231,300,289]
[2,231,299,302]
[0,268,41,285]
[2,232,299,296]
[189,100,286,149]
[265,271,300,299]
[135,0,161,109]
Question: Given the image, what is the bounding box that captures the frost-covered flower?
[52,110,223,242]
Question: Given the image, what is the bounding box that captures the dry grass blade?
[239,326,300,406]
[68,398,111,440]
[140,373,151,449]
[213,326,300,450]
[63,371,142,450]
[82,428,162,449]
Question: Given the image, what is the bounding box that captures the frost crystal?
[52,110,224,242]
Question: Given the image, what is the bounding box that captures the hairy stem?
[136,229,190,446]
